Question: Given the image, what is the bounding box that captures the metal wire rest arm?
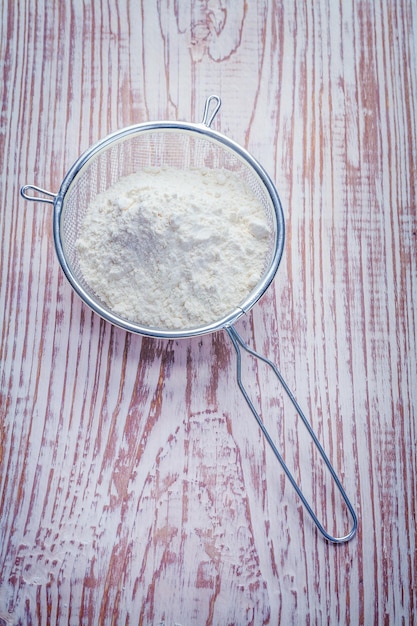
[225,325,358,543]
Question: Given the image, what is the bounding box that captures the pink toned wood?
[1,1,416,623]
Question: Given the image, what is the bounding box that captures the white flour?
[76,166,272,329]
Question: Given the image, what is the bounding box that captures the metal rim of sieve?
[58,103,285,338]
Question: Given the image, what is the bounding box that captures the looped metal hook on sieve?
[226,325,358,544]
[201,94,222,128]
[20,184,56,205]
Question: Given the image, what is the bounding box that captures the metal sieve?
[21,95,357,542]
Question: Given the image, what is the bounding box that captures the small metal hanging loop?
[201,95,222,128]
[20,185,57,205]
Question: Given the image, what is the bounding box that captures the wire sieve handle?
[201,95,222,128]
[225,325,358,543]
[20,185,56,205]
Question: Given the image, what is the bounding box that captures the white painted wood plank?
[1,0,416,623]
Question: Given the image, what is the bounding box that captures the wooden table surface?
[1,1,416,624]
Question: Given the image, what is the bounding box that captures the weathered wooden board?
[1,1,416,623]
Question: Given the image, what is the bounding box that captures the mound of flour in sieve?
[76,166,272,329]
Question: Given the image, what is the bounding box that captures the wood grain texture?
[1,0,416,624]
